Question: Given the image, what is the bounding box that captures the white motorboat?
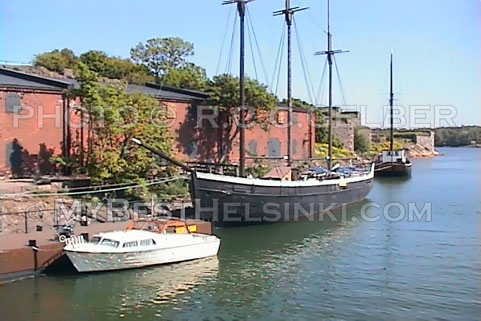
[64,219,220,273]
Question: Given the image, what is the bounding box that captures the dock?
[0,219,212,282]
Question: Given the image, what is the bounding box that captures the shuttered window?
[267,138,281,157]
[248,140,257,155]
[5,93,21,113]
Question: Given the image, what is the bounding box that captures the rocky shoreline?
[406,143,441,158]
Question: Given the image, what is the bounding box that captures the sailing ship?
[133,0,374,225]
[375,53,412,177]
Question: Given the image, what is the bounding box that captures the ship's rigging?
[217,0,351,171]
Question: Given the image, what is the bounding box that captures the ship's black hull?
[375,162,412,177]
[191,172,374,226]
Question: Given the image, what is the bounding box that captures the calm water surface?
[0,147,479,320]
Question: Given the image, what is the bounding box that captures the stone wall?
[358,127,372,143]
[333,124,355,151]
[415,131,435,152]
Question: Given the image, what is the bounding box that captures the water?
[1,147,479,320]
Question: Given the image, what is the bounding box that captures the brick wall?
[169,105,314,163]
[0,90,65,176]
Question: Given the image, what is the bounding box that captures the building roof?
[263,166,292,180]
[0,67,208,102]
[276,104,313,113]
[0,67,72,91]
[127,83,208,102]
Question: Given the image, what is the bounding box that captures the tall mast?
[274,0,307,167]
[315,0,348,170]
[223,0,251,176]
[389,52,394,153]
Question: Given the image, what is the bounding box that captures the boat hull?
[191,168,374,225]
[65,237,220,273]
[375,162,412,177]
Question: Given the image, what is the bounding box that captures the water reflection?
[0,258,219,321]
[72,257,219,318]
[1,148,478,321]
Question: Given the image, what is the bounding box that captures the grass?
[315,143,357,159]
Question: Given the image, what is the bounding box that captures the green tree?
[204,74,276,112]
[314,110,343,148]
[74,64,172,189]
[434,126,480,147]
[280,98,314,109]
[354,126,370,153]
[33,48,78,73]
[79,50,111,76]
[161,63,207,90]
[204,74,276,161]
[130,37,194,77]
[79,50,154,83]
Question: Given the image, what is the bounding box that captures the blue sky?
[1,0,479,127]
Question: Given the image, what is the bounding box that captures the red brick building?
[0,67,314,177]
[0,68,74,177]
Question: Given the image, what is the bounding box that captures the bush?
[354,126,370,154]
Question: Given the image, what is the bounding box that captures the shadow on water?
[374,175,411,186]
[217,202,366,252]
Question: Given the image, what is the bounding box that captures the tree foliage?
[314,110,344,148]
[130,37,194,77]
[161,63,207,90]
[434,126,480,147]
[280,98,314,110]
[79,50,153,83]
[34,48,78,73]
[204,74,276,112]
[354,126,370,153]
[34,48,153,84]
[74,65,172,187]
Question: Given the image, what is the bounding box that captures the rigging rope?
[293,17,317,105]
[272,25,286,97]
[246,7,270,87]
[225,13,238,75]
[216,5,234,75]
[333,55,348,107]
[317,58,328,106]
[246,14,259,81]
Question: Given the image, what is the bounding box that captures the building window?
[248,140,257,155]
[267,138,281,157]
[276,111,287,124]
[5,93,21,113]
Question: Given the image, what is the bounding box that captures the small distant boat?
[375,149,412,177]
[375,52,412,177]
[64,219,220,273]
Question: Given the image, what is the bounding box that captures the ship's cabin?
[89,235,157,249]
[381,149,408,163]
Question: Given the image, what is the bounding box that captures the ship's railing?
[244,156,370,169]
[186,161,238,176]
